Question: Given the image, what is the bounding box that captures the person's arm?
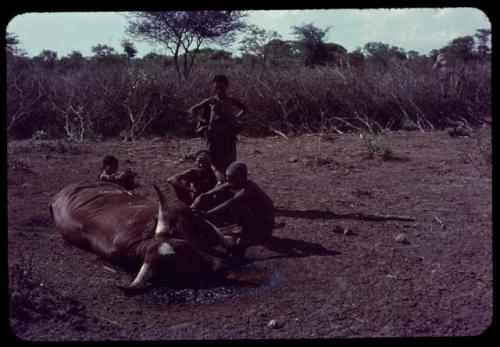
[206,183,253,216]
[99,171,123,183]
[231,97,247,119]
[191,182,231,209]
[167,169,196,191]
[99,172,111,181]
[99,165,113,182]
[191,98,212,135]
[199,152,225,183]
[210,164,226,183]
[189,98,212,117]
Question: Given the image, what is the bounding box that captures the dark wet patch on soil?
[150,264,283,306]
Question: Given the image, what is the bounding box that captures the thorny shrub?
[6,56,491,140]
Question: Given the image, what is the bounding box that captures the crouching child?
[98,155,140,191]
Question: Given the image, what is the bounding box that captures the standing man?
[189,75,247,173]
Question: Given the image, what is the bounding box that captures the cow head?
[115,184,178,295]
[115,185,225,296]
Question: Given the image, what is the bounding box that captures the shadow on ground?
[274,208,415,222]
[243,235,341,264]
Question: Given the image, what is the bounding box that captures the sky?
[6,8,491,58]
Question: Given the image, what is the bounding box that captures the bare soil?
[7,127,492,340]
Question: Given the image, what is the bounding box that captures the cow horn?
[116,262,153,296]
[153,184,169,235]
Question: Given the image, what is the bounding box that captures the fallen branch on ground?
[434,215,446,229]
[102,266,118,274]
[270,127,289,140]
[331,169,351,180]
[95,313,125,327]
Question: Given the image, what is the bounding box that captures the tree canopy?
[126,11,247,78]
[292,23,331,66]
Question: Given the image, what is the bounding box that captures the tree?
[196,48,234,68]
[324,42,347,67]
[121,39,138,59]
[126,11,247,79]
[92,44,116,57]
[197,47,232,61]
[428,49,440,61]
[142,52,173,68]
[363,42,407,68]
[34,50,58,68]
[143,52,162,60]
[405,50,430,74]
[474,28,491,59]
[60,51,86,69]
[6,32,19,50]
[91,44,126,65]
[68,51,84,60]
[292,23,330,66]
[441,36,475,62]
[6,32,25,56]
[239,24,281,66]
[209,49,232,60]
[407,50,420,60]
[347,48,364,67]
[263,39,301,67]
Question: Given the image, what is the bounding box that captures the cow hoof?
[114,284,148,296]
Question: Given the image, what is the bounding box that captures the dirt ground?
[6,126,492,340]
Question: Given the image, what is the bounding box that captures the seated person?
[98,155,139,191]
[190,161,275,257]
[167,150,225,205]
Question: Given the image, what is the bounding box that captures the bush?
[6,54,491,140]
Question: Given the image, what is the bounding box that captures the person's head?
[102,155,118,174]
[213,74,228,97]
[226,161,248,189]
[195,150,212,169]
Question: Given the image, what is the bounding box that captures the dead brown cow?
[50,181,226,295]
